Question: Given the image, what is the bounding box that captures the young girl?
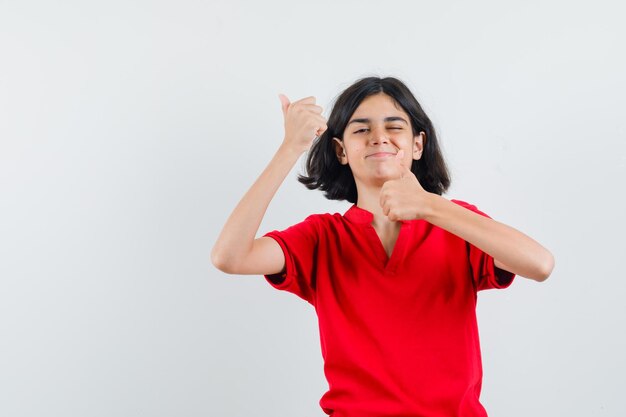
[211,77,554,417]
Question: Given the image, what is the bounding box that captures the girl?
[211,77,554,417]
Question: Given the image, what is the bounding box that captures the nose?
[368,125,389,145]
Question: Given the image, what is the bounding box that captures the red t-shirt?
[263,200,515,417]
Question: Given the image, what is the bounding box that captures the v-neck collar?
[343,204,415,225]
[343,204,374,224]
[343,204,416,274]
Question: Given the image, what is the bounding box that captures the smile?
[366,152,396,158]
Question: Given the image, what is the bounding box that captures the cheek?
[344,141,364,155]
[402,136,418,151]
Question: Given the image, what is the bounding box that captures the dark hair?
[298,76,450,204]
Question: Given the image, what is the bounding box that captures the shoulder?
[281,212,345,233]
[301,212,345,228]
[449,199,491,218]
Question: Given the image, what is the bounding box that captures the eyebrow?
[347,117,408,126]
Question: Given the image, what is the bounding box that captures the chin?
[353,166,397,187]
[373,167,397,180]
[367,171,397,186]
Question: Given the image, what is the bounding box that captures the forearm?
[425,194,555,281]
[211,143,302,270]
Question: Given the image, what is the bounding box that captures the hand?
[379,150,433,221]
[278,94,327,154]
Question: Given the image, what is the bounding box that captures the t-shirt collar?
[344,204,414,225]
[344,204,374,224]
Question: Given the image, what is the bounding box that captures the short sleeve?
[452,200,516,291]
[262,214,321,305]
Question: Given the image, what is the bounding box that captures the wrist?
[277,141,306,159]
[423,193,444,222]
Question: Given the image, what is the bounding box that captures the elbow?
[533,251,555,282]
[211,247,236,274]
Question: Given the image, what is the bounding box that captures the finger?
[312,114,327,126]
[395,150,409,178]
[301,104,324,114]
[309,116,327,135]
[379,186,388,210]
[315,124,328,137]
[278,94,290,117]
[296,96,316,105]
[380,202,389,216]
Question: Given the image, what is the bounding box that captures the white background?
[1,1,625,416]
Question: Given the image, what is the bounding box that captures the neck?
[355,184,398,229]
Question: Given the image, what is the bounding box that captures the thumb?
[278,93,290,117]
[395,150,409,178]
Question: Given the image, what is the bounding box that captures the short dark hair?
[298,76,451,204]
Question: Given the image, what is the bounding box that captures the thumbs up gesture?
[278,94,327,154]
[379,150,432,221]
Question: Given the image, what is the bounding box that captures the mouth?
[366,152,397,159]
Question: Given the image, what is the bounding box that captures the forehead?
[350,93,408,120]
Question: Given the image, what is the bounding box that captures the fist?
[279,94,327,153]
[379,150,432,221]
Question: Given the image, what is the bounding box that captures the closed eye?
[354,127,403,134]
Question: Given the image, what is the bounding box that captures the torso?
[263,201,513,417]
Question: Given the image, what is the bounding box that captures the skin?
[211,92,555,282]
[332,93,426,258]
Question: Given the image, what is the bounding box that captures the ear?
[332,137,348,165]
[412,131,426,160]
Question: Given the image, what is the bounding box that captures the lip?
[366,152,397,158]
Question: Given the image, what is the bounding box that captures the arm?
[210,95,327,275]
[425,195,554,282]
[379,152,555,282]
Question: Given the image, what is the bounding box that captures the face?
[333,93,425,187]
